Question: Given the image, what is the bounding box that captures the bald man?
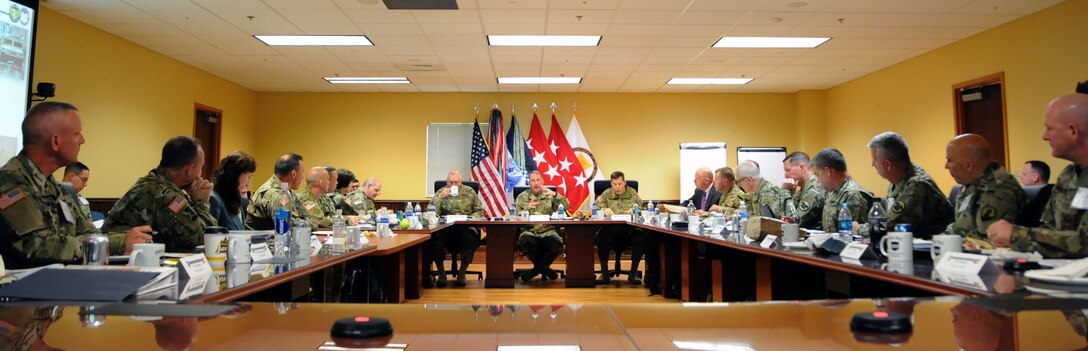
[295,167,335,228]
[686,167,721,214]
[0,102,151,268]
[945,134,1026,242]
[989,94,1088,257]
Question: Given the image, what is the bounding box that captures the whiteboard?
[737,147,787,189]
[424,122,487,197]
[679,142,727,202]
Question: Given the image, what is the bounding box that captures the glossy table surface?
[10,296,1088,350]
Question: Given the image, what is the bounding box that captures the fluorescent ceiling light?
[498,77,582,84]
[712,36,830,48]
[667,78,753,85]
[324,77,410,84]
[673,341,755,351]
[488,35,601,46]
[255,35,373,46]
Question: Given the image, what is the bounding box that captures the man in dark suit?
[687,167,721,214]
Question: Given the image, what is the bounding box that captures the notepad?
[0,269,158,301]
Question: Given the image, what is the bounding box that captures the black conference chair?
[1021,184,1053,227]
[948,184,965,207]
[429,180,484,282]
[591,179,640,279]
[511,186,566,280]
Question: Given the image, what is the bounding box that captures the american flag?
[471,119,509,218]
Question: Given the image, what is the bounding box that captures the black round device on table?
[850,311,912,345]
[330,316,394,348]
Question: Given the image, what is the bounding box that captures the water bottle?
[426,203,437,228]
[331,209,347,254]
[632,202,640,216]
[274,182,292,255]
[686,200,696,216]
[738,200,749,221]
[405,202,414,219]
[591,200,599,219]
[378,212,391,237]
[837,202,853,240]
[868,200,888,247]
[557,202,566,219]
[736,200,750,241]
[646,200,654,215]
[509,202,516,220]
[414,202,422,215]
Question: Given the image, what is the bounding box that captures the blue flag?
[505,112,535,190]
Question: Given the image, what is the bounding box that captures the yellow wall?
[32,8,258,198]
[825,0,1088,196]
[254,92,804,200]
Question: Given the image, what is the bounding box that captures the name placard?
[936,252,996,275]
[529,214,551,222]
[760,235,779,249]
[840,243,877,260]
[251,243,274,262]
[310,236,323,257]
[446,215,468,223]
[611,214,633,222]
[178,254,211,280]
[711,225,726,234]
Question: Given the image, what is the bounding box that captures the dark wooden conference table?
[164,218,1054,304]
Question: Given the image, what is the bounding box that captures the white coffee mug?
[204,233,227,266]
[449,185,459,197]
[781,223,800,243]
[931,234,963,261]
[227,234,252,264]
[879,231,914,263]
[128,243,164,268]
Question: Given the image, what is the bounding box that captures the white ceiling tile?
[419,23,484,36]
[675,11,749,25]
[379,46,437,56]
[344,10,417,24]
[491,55,542,64]
[755,0,836,12]
[620,0,697,10]
[591,56,646,65]
[429,36,489,47]
[357,23,424,36]
[489,46,543,56]
[889,0,974,14]
[547,10,616,24]
[549,0,622,10]
[606,24,671,36]
[544,24,611,35]
[411,9,483,23]
[722,25,798,36]
[542,47,599,56]
[368,35,431,47]
[484,23,547,35]
[598,36,661,47]
[480,10,546,24]
[612,10,682,24]
[740,11,817,26]
[476,0,547,9]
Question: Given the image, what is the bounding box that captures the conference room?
[1,0,1088,349]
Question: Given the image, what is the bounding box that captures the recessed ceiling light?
[498,77,582,84]
[324,77,410,84]
[667,78,753,85]
[488,35,601,47]
[255,35,373,46]
[712,36,830,48]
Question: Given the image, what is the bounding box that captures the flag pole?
[550,102,557,112]
[474,103,480,118]
[532,103,538,112]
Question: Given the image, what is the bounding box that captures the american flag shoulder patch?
[304,201,317,211]
[168,195,189,213]
[0,188,27,210]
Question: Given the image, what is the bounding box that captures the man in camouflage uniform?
[61,162,92,219]
[736,160,795,218]
[945,134,1025,241]
[990,94,1088,258]
[709,167,745,215]
[812,148,874,233]
[0,102,150,268]
[247,153,313,230]
[430,170,483,287]
[515,171,569,282]
[346,177,381,218]
[106,136,217,252]
[594,171,645,285]
[331,168,358,215]
[782,152,825,229]
[295,167,337,228]
[858,132,953,239]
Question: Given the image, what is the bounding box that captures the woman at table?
[210,151,257,231]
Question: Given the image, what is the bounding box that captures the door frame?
[952,72,1008,166]
[194,103,223,176]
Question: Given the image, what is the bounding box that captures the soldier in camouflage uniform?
[989,94,1088,258]
[859,132,953,239]
[345,177,381,218]
[106,136,217,252]
[710,167,745,215]
[430,170,484,287]
[782,152,825,229]
[295,167,337,228]
[247,153,314,230]
[945,134,1026,241]
[61,162,92,219]
[594,171,645,285]
[515,171,569,282]
[735,160,795,218]
[331,168,358,215]
[0,102,150,268]
[812,148,874,233]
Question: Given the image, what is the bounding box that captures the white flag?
[566,111,602,212]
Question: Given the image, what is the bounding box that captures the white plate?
[1024,269,1088,286]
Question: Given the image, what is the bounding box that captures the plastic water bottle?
[632,202,640,216]
[414,202,422,215]
[557,202,566,219]
[686,200,696,216]
[331,209,347,254]
[274,182,292,255]
[378,212,391,237]
[426,203,437,228]
[868,200,888,245]
[591,200,599,219]
[738,200,749,221]
[838,202,853,240]
[646,200,655,216]
[509,202,516,220]
[405,202,414,219]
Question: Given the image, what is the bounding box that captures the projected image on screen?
[0,0,34,164]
